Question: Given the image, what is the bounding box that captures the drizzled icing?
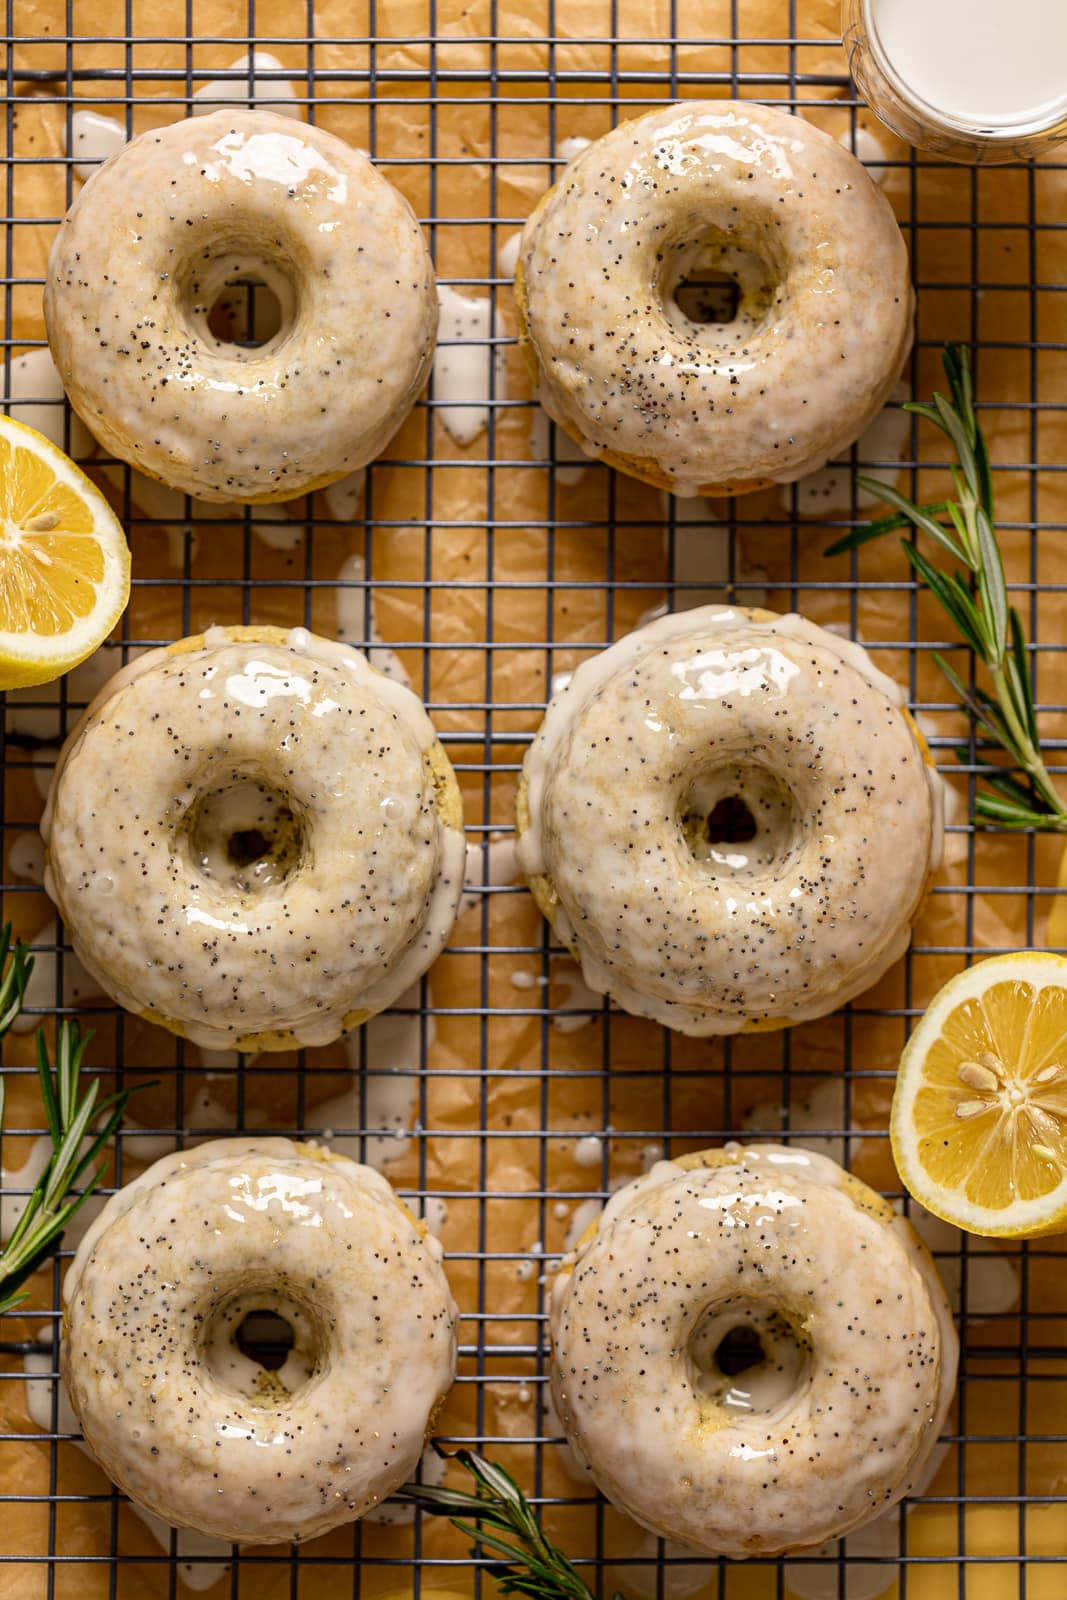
[45,109,437,503]
[62,1138,457,1545]
[516,100,913,497]
[518,606,943,1035]
[42,626,465,1050]
[550,1142,958,1559]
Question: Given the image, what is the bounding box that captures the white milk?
[869,0,1067,128]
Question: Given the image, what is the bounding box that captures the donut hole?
[660,232,777,338]
[181,244,297,359]
[673,268,742,326]
[227,827,273,868]
[681,763,797,875]
[704,794,757,845]
[688,1299,811,1415]
[204,1288,322,1403]
[186,778,306,893]
[207,277,284,348]
[713,1323,764,1376]
[235,1308,296,1371]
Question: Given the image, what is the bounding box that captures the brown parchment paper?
[1,1,1066,1594]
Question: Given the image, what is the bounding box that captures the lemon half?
[0,415,130,688]
[892,951,1067,1237]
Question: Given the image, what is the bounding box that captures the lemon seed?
[955,1099,989,1120]
[959,1060,999,1092]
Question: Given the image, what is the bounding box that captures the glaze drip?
[42,626,465,1050]
[516,100,913,496]
[549,1143,958,1558]
[518,605,943,1035]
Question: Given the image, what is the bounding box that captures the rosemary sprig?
[0,924,146,1313]
[826,343,1067,832]
[397,1448,620,1600]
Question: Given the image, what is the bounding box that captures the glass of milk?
[842,0,1067,162]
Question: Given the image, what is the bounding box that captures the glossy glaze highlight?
[550,1142,958,1557]
[45,110,437,502]
[42,625,465,1050]
[517,605,942,1034]
[515,101,913,496]
[62,1139,458,1545]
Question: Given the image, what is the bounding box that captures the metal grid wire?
[2,0,1067,1594]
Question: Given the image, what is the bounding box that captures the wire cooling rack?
[2,1,1067,1595]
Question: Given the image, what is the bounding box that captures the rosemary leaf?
[825,342,1067,831]
[860,478,968,556]
[973,792,1057,829]
[823,501,949,559]
[904,547,987,658]
[974,507,1009,662]
[1009,611,1041,750]
[0,930,152,1314]
[397,1447,617,1600]
[932,391,980,499]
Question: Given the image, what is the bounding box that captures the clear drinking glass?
[842,0,1067,164]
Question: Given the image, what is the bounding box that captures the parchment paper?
[1,1,1065,1593]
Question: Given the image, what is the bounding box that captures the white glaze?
[743,1075,858,1167]
[605,1522,714,1600]
[551,960,602,1032]
[518,606,943,1035]
[46,110,437,503]
[363,1441,448,1525]
[528,405,594,485]
[249,503,305,549]
[556,135,592,164]
[784,1508,904,1600]
[509,969,544,990]
[573,1134,603,1168]
[460,833,519,917]
[120,1082,267,1164]
[4,638,123,744]
[419,1195,449,1237]
[1,1137,53,1241]
[838,124,890,181]
[62,1138,457,1545]
[550,1143,957,1558]
[323,468,367,523]
[304,985,429,1172]
[4,347,95,457]
[433,285,495,444]
[563,1196,603,1254]
[335,551,410,684]
[24,1328,232,1590]
[907,1205,1020,1321]
[11,918,103,1033]
[192,52,300,119]
[497,230,522,279]
[516,1239,543,1282]
[42,626,465,1050]
[8,830,45,883]
[785,381,909,516]
[517,101,913,496]
[67,110,127,182]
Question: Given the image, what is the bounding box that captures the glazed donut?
[516,605,942,1035]
[550,1142,958,1558]
[45,110,437,502]
[41,625,465,1051]
[515,100,913,496]
[62,1138,457,1545]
